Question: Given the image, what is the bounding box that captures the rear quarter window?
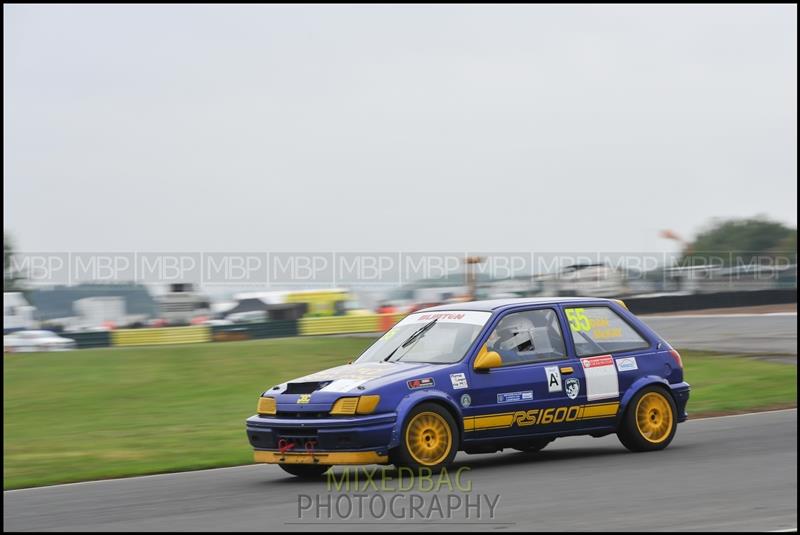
[564,306,650,357]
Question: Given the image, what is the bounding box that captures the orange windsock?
[659,229,682,241]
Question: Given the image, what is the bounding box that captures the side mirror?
[473,345,502,372]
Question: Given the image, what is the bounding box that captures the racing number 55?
[565,308,592,332]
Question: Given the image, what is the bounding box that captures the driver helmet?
[493,314,536,352]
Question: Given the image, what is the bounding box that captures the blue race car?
[246,298,690,477]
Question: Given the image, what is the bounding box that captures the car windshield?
[355,311,491,364]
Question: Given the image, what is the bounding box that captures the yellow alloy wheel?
[635,392,674,444]
[405,411,453,466]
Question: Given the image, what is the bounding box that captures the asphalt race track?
[641,314,798,356]
[4,409,797,532]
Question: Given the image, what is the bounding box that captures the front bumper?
[254,450,388,465]
[246,412,397,465]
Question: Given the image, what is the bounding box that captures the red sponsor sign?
[581,355,614,368]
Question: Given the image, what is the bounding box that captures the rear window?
[564,306,649,357]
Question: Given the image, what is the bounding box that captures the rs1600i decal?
[463,401,619,431]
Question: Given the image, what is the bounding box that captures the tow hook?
[277,438,295,461]
[304,440,319,463]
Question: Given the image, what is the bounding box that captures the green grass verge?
[681,351,797,414]
[3,339,796,489]
[3,337,372,490]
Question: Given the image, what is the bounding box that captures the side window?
[564,306,649,357]
[487,309,567,366]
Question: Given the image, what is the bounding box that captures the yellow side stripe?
[470,413,515,430]
[581,402,620,418]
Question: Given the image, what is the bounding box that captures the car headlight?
[257,396,276,415]
[330,395,380,415]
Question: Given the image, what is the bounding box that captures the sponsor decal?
[417,312,466,321]
[460,393,472,408]
[545,365,562,393]
[450,372,468,390]
[566,308,623,339]
[593,327,622,340]
[297,394,312,404]
[565,378,580,400]
[497,390,534,404]
[407,377,435,390]
[463,401,620,431]
[400,310,492,326]
[615,357,638,372]
[581,355,614,368]
[580,354,619,401]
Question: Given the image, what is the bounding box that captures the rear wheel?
[278,463,330,478]
[391,403,458,472]
[513,438,552,453]
[618,386,677,452]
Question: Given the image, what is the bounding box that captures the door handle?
[560,366,574,375]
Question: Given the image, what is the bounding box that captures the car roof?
[418,297,617,313]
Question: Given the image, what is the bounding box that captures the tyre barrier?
[298,313,406,336]
[112,325,212,347]
[299,315,380,336]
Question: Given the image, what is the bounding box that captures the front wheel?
[391,403,459,472]
[618,386,677,452]
[278,463,330,478]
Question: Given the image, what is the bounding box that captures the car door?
[464,307,588,440]
[560,303,656,427]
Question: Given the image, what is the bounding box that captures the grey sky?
[4,4,797,254]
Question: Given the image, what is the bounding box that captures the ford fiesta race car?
[246,298,690,477]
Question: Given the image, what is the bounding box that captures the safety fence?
[47,287,800,350]
[624,288,797,315]
[60,313,406,349]
[210,320,298,342]
[64,331,112,349]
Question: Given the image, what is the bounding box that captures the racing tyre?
[513,438,552,453]
[391,403,459,472]
[617,386,677,452]
[278,463,330,478]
